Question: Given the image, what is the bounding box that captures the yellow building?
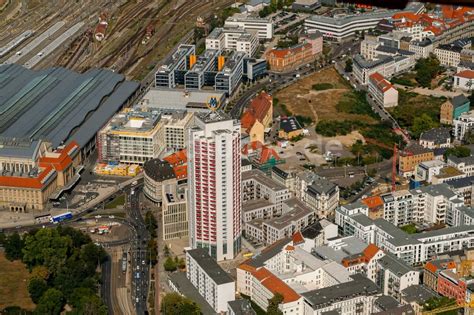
[278,116,304,140]
[399,143,434,177]
[241,92,273,143]
[0,141,81,212]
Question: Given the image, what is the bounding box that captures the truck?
[50,212,73,223]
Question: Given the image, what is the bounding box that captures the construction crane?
[364,138,413,193]
[422,301,474,315]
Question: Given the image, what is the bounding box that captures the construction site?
[0,0,235,81]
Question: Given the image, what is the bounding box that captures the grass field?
[389,90,446,129]
[274,67,375,124]
[0,252,35,311]
[105,194,126,209]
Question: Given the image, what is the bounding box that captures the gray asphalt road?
[128,185,151,315]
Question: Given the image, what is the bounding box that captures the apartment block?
[376,253,420,301]
[454,110,474,141]
[368,72,399,108]
[186,249,235,313]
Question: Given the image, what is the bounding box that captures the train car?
[50,212,73,223]
[34,213,52,224]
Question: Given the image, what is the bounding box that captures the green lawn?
[400,224,417,234]
[105,194,126,209]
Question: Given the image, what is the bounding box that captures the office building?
[97,108,165,165]
[161,110,194,152]
[188,112,242,261]
[224,15,273,40]
[142,88,226,112]
[215,51,246,95]
[186,248,235,313]
[292,0,321,12]
[155,44,195,88]
[301,178,339,219]
[304,10,400,41]
[162,182,188,241]
[206,26,259,57]
[243,58,268,81]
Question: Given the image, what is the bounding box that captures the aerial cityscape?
[2,0,474,314]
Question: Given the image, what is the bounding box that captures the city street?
[127,184,151,315]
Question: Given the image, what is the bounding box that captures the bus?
[50,212,73,224]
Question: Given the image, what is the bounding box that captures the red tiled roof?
[268,43,312,59]
[362,244,380,261]
[253,268,301,303]
[173,165,187,179]
[362,196,384,209]
[259,147,280,164]
[285,245,295,251]
[424,25,443,36]
[0,141,79,189]
[292,231,304,245]
[241,111,257,130]
[456,70,474,80]
[369,72,394,93]
[392,12,421,22]
[163,149,187,166]
[249,92,272,123]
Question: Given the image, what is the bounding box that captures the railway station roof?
[0,64,139,150]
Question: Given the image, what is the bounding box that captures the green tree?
[4,233,24,261]
[161,292,200,315]
[68,294,108,315]
[144,211,158,238]
[344,58,353,73]
[415,55,442,88]
[444,146,471,159]
[147,239,158,266]
[34,288,65,315]
[267,293,284,315]
[411,114,437,138]
[28,277,48,304]
[22,228,72,272]
[164,256,177,272]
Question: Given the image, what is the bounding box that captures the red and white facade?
[188,112,242,261]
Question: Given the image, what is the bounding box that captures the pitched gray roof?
[187,249,234,285]
[419,128,451,144]
[0,64,139,149]
[451,94,470,109]
[302,274,380,310]
[378,253,415,276]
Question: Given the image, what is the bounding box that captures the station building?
[0,64,139,213]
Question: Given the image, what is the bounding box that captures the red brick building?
[437,270,467,305]
[266,42,314,72]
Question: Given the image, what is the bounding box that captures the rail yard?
[0,0,235,80]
